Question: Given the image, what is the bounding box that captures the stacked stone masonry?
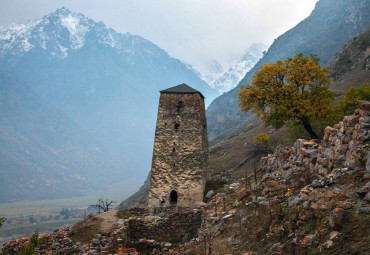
[126,211,202,244]
[149,85,209,209]
[259,100,370,182]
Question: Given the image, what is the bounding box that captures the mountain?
[116,173,150,210]
[329,27,370,94]
[212,43,269,94]
[206,0,370,141]
[0,71,124,203]
[117,43,267,209]
[0,7,219,192]
[200,60,224,86]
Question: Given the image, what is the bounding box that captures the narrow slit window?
[176,101,183,113]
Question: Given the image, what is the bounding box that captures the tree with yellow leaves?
[336,84,370,116]
[238,54,334,139]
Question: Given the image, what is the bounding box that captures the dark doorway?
[170,190,178,204]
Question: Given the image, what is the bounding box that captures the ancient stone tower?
[148,83,209,210]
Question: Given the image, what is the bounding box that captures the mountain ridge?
[0,7,218,202]
[212,43,269,94]
[206,0,370,141]
[0,71,125,202]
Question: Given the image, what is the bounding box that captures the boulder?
[288,196,300,207]
[337,201,352,209]
[304,149,318,158]
[312,180,322,188]
[205,190,214,199]
[323,240,334,249]
[301,234,315,248]
[365,153,370,178]
[357,182,370,197]
[223,214,233,221]
[359,207,370,214]
[365,192,370,202]
[329,208,345,229]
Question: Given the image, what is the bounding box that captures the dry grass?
[116,210,133,219]
[209,120,289,179]
[69,216,103,244]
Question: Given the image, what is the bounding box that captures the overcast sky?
[0,0,318,74]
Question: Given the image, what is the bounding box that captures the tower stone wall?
[148,84,209,209]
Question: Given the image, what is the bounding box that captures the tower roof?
[160,83,204,98]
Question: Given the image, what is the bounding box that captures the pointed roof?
[160,83,204,98]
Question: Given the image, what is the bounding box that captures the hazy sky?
[0,0,319,73]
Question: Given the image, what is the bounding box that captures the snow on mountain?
[201,60,224,86]
[211,43,269,94]
[0,7,92,60]
[0,7,193,69]
[0,7,219,202]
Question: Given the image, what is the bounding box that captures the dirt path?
[96,210,119,231]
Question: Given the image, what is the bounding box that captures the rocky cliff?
[329,27,370,94]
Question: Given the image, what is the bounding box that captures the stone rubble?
[2,102,370,254]
[174,101,370,254]
[1,227,82,254]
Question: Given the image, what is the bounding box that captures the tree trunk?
[302,119,319,139]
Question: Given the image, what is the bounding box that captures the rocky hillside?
[206,0,370,141]
[117,24,370,212]
[178,101,370,254]
[3,101,370,254]
[116,174,149,210]
[199,26,370,191]
[329,27,370,94]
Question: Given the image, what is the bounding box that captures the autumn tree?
[252,132,276,156]
[335,84,370,116]
[238,53,334,139]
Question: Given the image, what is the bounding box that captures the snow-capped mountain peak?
[0,7,156,64]
[200,60,224,86]
[0,7,92,61]
[205,43,269,94]
[0,7,218,100]
[57,9,89,49]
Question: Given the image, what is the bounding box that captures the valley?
[0,0,369,254]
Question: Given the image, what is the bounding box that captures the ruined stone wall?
[126,211,202,244]
[259,100,370,181]
[125,206,149,217]
[148,92,208,208]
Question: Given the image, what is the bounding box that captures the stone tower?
[148,83,209,210]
